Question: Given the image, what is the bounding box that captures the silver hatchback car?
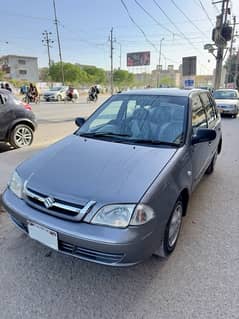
[3,89,222,266]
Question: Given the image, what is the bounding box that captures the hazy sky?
[1,0,239,74]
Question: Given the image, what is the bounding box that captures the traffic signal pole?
[214,0,229,89]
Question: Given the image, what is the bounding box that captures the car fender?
[7,118,37,138]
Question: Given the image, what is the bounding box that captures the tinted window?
[191,94,207,131]
[0,93,8,104]
[200,93,216,125]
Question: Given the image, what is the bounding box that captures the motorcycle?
[87,93,98,103]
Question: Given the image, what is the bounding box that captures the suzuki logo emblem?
[44,196,55,209]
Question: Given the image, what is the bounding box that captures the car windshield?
[213,90,238,99]
[78,94,188,147]
[50,87,63,91]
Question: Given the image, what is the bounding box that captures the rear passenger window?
[0,94,7,105]
[191,95,207,131]
[200,93,216,126]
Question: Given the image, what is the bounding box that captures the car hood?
[18,135,177,204]
[215,99,238,105]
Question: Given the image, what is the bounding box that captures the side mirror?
[192,128,216,145]
[75,117,85,128]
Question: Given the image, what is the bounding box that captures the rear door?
[190,93,211,187]
[0,92,15,140]
[200,92,221,157]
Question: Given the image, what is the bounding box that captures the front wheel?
[154,199,183,258]
[9,124,34,148]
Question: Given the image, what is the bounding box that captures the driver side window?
[191,94,207,133]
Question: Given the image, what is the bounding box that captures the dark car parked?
[3,89,222,266]
[0,89,37,148]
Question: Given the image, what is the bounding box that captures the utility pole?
[226,16,236,85]
[119,42,122,70]
[53,0,64,85]
[213,0,230,89]
[156,38,164,88]
[110,28,114,95]
[42,31,54,69]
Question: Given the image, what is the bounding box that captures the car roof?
[119,88,208,97]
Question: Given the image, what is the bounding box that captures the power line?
[170,0,208,37]
[121,0,179,64]
[134,0,176,36]
[197,0,215,26]
[152,0,212,72]
[120,0,158,51]
[152,0,200,50]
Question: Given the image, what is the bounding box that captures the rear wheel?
[154,199,183,258]
[9,124,33,148]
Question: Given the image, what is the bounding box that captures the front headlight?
[90,204,155,228]
[8,171,23,199]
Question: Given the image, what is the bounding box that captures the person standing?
[5,83,12,92]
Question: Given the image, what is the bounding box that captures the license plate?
[27,221,58,250]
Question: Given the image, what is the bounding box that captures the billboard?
[127,51,150,67]
[182,56,197,76]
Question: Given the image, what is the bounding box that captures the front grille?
[59,240,124,264]
[23,186,96,221]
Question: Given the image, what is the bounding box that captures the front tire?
[9,124,34,148]
[154,199,183,258]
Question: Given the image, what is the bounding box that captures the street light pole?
[53,0,64,85]
[157,38,164,88]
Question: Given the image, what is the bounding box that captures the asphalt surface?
[0,113,239,318]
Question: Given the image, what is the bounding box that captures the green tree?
[49,62,88,84]
[224,54,239,84]
[113,69,135,88]
[159,75,175,87]
[0,70,6,81]
[81,66,106,84]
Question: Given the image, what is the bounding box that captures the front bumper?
[218,107,238,115]
[2,189,162,267]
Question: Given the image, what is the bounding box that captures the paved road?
[0,116,239,319]
[0,96,108,154]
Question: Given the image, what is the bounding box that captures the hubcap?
[168,203,183,248]
[14,127,32,147]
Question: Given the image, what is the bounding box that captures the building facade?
[0,55,39,82]
[151,65,182,88]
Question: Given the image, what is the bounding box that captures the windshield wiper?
[79,132,131,138]
[128,139,179,147]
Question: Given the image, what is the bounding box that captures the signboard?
[182,56,197,76]
[184,79,195,89]
[127,51,150,67]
